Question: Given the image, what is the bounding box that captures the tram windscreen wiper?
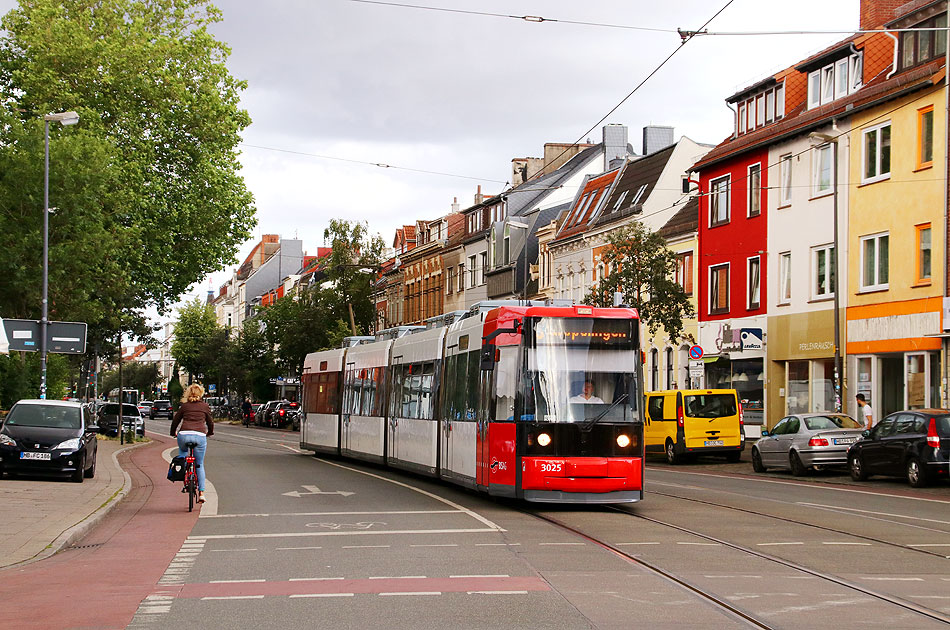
[582,392,629,431]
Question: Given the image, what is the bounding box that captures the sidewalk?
[0,438,142,569]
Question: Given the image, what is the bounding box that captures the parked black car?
[151,399,173,420]
[257,400,283,427]
[848,409,950,487]
[274,402,301,430]
[97,403,144,436]
[0,399,99,482]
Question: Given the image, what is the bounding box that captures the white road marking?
[369,576,426,580]
[279,444,303,453]
[201,596,265,600]
[290,593,354,598]
[539,542,585,546]
[210,579,266,584]
[862,577,924,581]
[195,528,499,540]
[315,458,505,531]
[677,542,721,546]
[203,510,459,519]
[757,542,804,546]
[289,577,345,582]
[343,545,390,549]
[138,606,171,614]
[656,468,950,504]
[451,575,510,579]
[379,592,441,596]
[798,503,950,525]
[908,543,950,547]
[468,591,529,595]
[616,542,661,546]
[916,596,950,599]
[278,546,323,551]
[821,542,871,546]
[410,544,459,548]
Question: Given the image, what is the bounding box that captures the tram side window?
[453,352,470,421]
[360,367,377,416]
[466,349,480,421]
[390,365,405,417]
[442,354,457,420]
[342,368,356,414]
[419,363,435,420]
[308,372,341,415]
[495,346,517,421]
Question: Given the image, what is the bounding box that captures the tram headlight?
[616,434,631,448]
[537,433,552,447]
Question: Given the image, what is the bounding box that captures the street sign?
[208,383,216,392]
[688,345,704,360]
[1,319,87,354]
[688,360,705,379]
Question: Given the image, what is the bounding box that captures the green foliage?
[584,222,695,341]
[170,299,219,378]
[0,0,256,347]
[322,219,386,335]
[0,352,70,408]
[167,362,184,408]
[100,362,160,398]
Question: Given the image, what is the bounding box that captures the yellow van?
[644,389,744,464]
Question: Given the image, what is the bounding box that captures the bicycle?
[182,441,199,512]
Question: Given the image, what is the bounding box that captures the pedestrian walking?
[855,393,874,430]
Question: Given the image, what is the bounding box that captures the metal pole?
[118,335,124,444]
[832,139,842,413]
[40,120,49,399]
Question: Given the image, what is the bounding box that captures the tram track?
[648,489,950,560]
[524,505,950,628]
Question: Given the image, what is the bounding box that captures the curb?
[6,440,150,570]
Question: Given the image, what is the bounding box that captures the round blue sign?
[688,345,704,360]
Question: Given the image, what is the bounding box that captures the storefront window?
[732,359,764,425]
[931,353,942,408]
[787,361,809,414]
[812,359,835,412]
[906,354,926,409]
[856,357,872,410]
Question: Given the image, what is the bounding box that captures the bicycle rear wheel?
[186,477,196,512]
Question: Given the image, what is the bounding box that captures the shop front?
[698,317,766,436]
[768,310,844,427]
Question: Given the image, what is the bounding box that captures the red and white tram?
[301,302,644,503]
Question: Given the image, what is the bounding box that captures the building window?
[709,263,729,315]
[738,102,746,134]
[807,53,863,109]
[458,263,465,292]
[747,256,761,310]
[813,144,833,195]
[860,233,889,291]
[779,154,792,205]
[665,348,674,389]
[916,223,932,283]
[709,176,730,226]
[479,252,488,284]
[446,268,454,295]
[899,14,948,70]
[862,122,891,183]
[675,251,693,295]
[812,244,835,298]
[747,164,761,216]
[503,226,511,263]
[918,105,934,169]
[468,255,477,288]
[631,184,649,206]
[650,348,659,391]
[737,83,784,135]
[778,252,792,304]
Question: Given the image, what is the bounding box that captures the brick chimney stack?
[860,0,905,30]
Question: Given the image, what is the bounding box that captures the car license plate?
[704,440,724,446]
[20,452,51,460]
[834,438,856,445]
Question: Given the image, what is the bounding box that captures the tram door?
[476,362,493,487]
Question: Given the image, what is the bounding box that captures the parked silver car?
[752,413,864,476]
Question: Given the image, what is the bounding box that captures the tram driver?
[569,378,604,404]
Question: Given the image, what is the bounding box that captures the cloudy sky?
[3,0,862,325]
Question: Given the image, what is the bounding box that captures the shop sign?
[740,328,763,350]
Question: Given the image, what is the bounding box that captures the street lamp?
[809,130,842,412]
[507,219,530,302]
[40,111,79,399]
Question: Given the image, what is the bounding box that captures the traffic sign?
[688,345,704,360]
[1,319,87,354]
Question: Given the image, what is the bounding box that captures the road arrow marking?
[283,485,355,498]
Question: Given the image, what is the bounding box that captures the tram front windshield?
[525,317,641,424]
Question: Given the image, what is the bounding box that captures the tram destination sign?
[1,319,87,354]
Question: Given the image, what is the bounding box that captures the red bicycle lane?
[0,434,199,630]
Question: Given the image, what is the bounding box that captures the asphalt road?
[124,421,949,629]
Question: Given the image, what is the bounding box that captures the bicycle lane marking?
[163,447,218,517]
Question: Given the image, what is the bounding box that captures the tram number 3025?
[540,461,563,473]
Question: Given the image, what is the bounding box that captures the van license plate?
[704,440,724,446]
[20,452,51,460]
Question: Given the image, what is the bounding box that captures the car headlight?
[54,438,81,450]
[0,433,15,446]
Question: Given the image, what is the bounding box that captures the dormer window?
[733,81,784,135]
[806,52,862,109]
[899,14,947,70]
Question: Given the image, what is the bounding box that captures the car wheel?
[789,451,808,477]
[751,447,766,472]
[71,456,85,483]
[665,440,680,465]
[84,454,96,478]
[849,454,868,481]
[906,457,928,488]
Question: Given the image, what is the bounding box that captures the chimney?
[602,124,629,171]
[860,0,905,30]
[475,185,485,205]
[643,125,675,155]
[451,197,459,213]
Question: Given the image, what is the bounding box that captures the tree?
[170,299,220,380]
[167,362,184,409]
[584,222,694,341]
[101,362,160,398]
[0,0,256,344]
[322,219,386,335]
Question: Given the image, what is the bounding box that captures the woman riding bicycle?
[170,384,214,504]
